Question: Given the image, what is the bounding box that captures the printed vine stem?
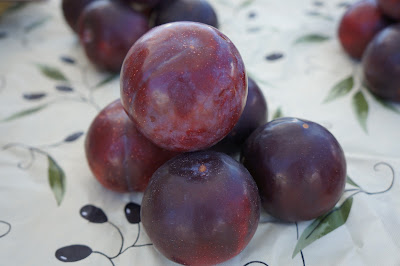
[40,140,68,149]
[108,222,125,259]
[81,65,96,104]
[295,222,306,266]
[79,63,108,112]
[17,15,52,48]
[120,223,153,255]
[11,147,36,170]
[4,20,29,48]
[35,62,101,111]
[92,220,151,261]
[56,204,153,265]
[102,222,152,260]
[34,61,101,111]
[3,141,66,205]
[306,161,395,239]
[243,261,269,266]
[0,220,11,238]
[16,22,36,48]
[122,224,141,254]
[3,130,84,165]
[2,143,48,170]
[77,89,101,112]
[345,162,395,196]
[52,94,101,111]
[2,95,98,123]
[344,188,360,193]
[91,251,115,266]
[37,132,84,149]
[366,162,395,195]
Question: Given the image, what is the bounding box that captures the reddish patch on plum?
[84,99,178,193]
[121,22,247,152]
[338,0,391,60]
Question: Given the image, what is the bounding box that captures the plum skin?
[211,77,267,155]
[141,151,260,266]
[121,22,247,152]
[84,99,178,193]
[338,0,391,60]
[241,117,346,222]
[362,24,400,102]
[122,0,160,7]
[377,0,400,20]
[62,0,98,33]
[155,0,218,28]
[78,0,150,72]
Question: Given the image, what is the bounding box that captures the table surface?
[0,0,399,265]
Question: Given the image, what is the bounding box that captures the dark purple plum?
[84,99,178,193]
[211,77,267,156]
[78,0,150,72]
[338,0,391,60]
[121,0,161,7]
[121,22,247,152]
[154,0,218,28]
[377,0,400,20]
[141,151,260,266]
[62,0,98,33]
[241,117,346,222]
[362,24,400,102]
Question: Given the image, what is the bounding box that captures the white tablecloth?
[0,0,399,265]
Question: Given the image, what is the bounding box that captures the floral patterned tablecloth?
[0,0,399,265]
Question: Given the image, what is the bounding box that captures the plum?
[338,0,391,60]
[363,24,400,102]
[377,0,400,20]
[241,117,346,222]
[122,0,160,7]
[154,0,218,28]
[62,0,98,33]
[120,22,247,152]
[211,77,267,156]
[78,0,150,72]
[84,99,178,193]
[141,151,260,266]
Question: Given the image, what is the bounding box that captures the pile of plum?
[61,0,218,72]
[338,0,400,102]
[82,19,347,265]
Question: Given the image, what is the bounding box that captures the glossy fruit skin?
[62,0,98,33]
[121,22,247,152]
[363,24,400,102]
[377,0,400,20]
[338,0,391,60]
[84,99,178,193]
[211,77,267,156]
[141,151,260,266]
[241,117,346,222]
[78,0,150,72]
[155,0,218,28]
